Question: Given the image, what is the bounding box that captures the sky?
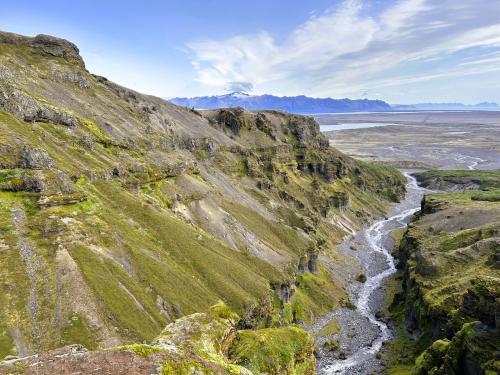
[2,0,500,104]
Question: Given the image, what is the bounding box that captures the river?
[319,123,398,132]
[312,173,429,374]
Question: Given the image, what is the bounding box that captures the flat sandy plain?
[316,111,500,170]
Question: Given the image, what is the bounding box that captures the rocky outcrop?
[216,107,247,135]
[297,249,319,274]
[420,194,443,214]
[19,146,54,170]
[412,323,499,375]
[287,115,329,150]
[255,112,276,139]
[0,31,85,66]
[277,283,294,303]
[230,326,316,375]
[332,192,349,211]
[0,303,316,374]
[29,34,84,65]
[154,303,239,359]
[0,86,80,127]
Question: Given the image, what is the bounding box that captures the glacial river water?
[319,123,398,132]
[314,173,430,374]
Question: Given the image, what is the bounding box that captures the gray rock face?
[23,106,80,127]
[0,31,85,67]
[288,115,329,150]
[330,191,349,212]
[30,34,83,65]
[307,252,319,273]
[19,145,54,170]
[48,62,92,88]
[17,174,47,192]
[0,86,80,127]
[182,136,219,154]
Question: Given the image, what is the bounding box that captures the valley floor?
[317,111,500,170]
[308,173,427,374]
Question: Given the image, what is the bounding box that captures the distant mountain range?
[170,92,392,113]
[170,92,499,113]
[392,102,499,110]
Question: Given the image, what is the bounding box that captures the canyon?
[0,31,498,375]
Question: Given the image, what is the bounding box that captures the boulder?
[19,145,54,169]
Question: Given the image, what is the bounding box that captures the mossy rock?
[413,339,450,375]
[356,273,367,283]
[323,338,340,352]
[229,326,316,375]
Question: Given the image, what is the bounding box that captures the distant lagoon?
[319,123,398,132]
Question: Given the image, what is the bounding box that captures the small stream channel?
[312,173,429,374]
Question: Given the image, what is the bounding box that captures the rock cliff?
[386,170,499,375]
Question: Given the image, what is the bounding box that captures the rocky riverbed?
[309,173,429,374]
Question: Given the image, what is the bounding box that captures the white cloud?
[186,0,500,99]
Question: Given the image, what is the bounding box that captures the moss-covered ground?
[230,326,316,375]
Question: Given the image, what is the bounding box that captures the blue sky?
[2,0,500,103]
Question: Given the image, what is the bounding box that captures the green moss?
[82,120,112,145]
[471,189,500,202]
[383,285,433,372]
[229,326,315,375]
[425,189,500,207]
[390,228,405,247]
[414,339,450,375]
[0,169,19,185]
[291,265,346,323]
[437,226,494,252]
[283,303,294,325]
[387,365,413,375]
[323,338,340,352]
[91,180,281,315]
[161,359,217,375]
[355,161,406,201]
[318,319,340,337]
[0,194,29,360]
[0,327,15,361]
[209,303,238,321]
[118,343,161,357]
[60,313,98,350]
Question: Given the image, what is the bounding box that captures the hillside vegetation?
[0,31,405,372]
[385,170,499,375]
